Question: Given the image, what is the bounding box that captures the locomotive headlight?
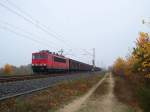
[32,64,34,66]
[43,64,46,66]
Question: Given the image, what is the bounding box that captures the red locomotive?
[32,50,101,73]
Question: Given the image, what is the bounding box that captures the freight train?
[32,50,101,73]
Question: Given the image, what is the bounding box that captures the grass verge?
[113,75,142,112]
[0,73,103,112]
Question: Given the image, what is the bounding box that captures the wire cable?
[0,24,57,50]
[0,1,73,48]
[0,19,64,49]
[0,1,94,63]
[5,0,88,51]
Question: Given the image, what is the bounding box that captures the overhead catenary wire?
[0,19,64,49]
[0,20,88,60]
[4,0,93,56]
[0,22,87,61]
[0,1,73,49]
[0,24,57,50]
[0,0,94,64]
[0,21,88,61]
[6,0,67,43]
[6,0,37,24]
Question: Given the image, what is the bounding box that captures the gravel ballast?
[0,72,98,100]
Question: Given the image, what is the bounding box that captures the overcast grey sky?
[0,0,149,67]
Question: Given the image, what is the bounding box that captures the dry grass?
[113,75,141,111]
[0,74,103,112]
[92,76,109,98]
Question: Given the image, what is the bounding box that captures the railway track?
[0,72,101,101]
[0,75,39,83]
[0,73,79,83]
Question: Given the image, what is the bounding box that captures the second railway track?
[0,73,82,83]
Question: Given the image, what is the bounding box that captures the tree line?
[0,64,33,75]
[112,32,150,112]
[113,32,150,81]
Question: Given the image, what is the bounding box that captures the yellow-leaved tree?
[3,64,13,75]
[113,57,126,76]
[132,32,150,78]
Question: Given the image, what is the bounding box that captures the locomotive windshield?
[32,54,48,59]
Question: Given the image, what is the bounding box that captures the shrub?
[137,87,150,112]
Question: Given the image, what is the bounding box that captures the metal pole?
[92,48,95,71]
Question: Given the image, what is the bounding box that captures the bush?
[137,87,150,112]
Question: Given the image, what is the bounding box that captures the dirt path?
[57,73,133,112]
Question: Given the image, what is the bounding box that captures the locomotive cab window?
[32,54,48,59]
[54,57,66,63]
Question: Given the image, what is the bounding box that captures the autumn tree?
[113,57,126,76]
[124,56,136,76]
[132,32,150,78]
[3,64,13,75]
